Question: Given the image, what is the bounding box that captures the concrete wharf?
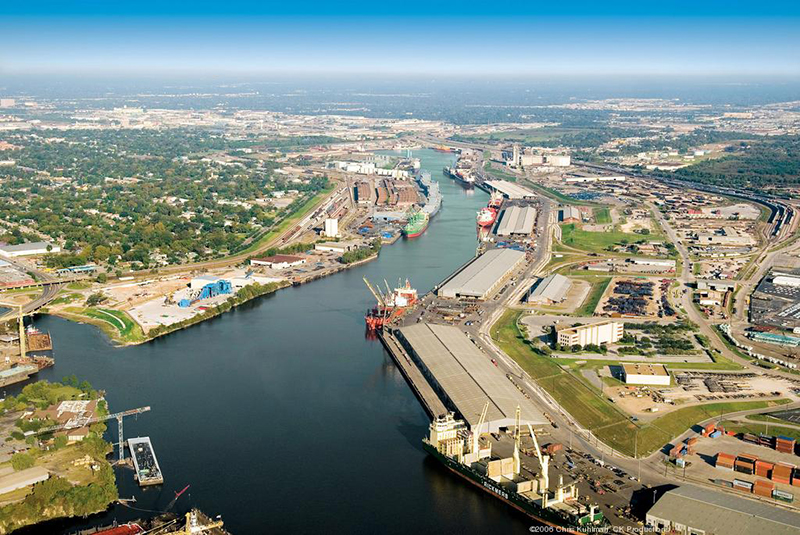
[378,328,447,418]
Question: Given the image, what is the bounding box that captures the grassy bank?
[59,307,146,345]
[491,309,789,457]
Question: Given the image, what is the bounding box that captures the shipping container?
[676,458,686,468]
[774,489,794,503]
[687,437,698,446]
[733,479,753,492]
[754,480,775,497]
[710,430,722,438]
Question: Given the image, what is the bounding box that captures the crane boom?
[34,406,151,435]
[362,277,385,307]
[473,402,489,455]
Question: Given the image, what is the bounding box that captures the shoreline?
[43,250,382,347]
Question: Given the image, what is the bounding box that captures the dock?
[128,437,164,486]
[378,329,447,418]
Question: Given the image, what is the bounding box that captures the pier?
[378,329,447,418]
[128,437,164,486]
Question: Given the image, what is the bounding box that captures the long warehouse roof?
[496,206,536,236]
[484,180,536,200]
[530,273,571,302]
[438,248,525,299]
[647,485,800,535]
[397,323,546,430]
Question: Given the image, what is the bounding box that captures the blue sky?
[1,2,798,76]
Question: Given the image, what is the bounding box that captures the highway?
[0,257,64,322]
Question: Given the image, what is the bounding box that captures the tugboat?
[363,278,418,330]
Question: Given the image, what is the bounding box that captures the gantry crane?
[0,302,26,360]
[34,406,151,461]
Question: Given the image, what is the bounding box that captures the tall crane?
[0,302,25,360]
[34,406,151,461]
[472,402,489,456]
[513,406,521,475]
[362,278,386,307]
[526,422,550,492]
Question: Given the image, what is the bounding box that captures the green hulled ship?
[403,210,429,238]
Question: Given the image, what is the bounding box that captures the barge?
[128,436,164,486]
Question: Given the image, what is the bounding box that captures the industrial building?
[557,320,624,347]
[323,218,339,238]
[396,323,546,432]
[0,241,60,257]
[527,274,571,305]
[559,206,582,223]
[621,363,670,386]
[250,254,307,269]
[484,180,536,200]
[315,241,358,253]
[629,257,676,270]
[189,275,223,290]
[546,154,571,167]
[646,484,800,535]
[496,206,536,237]
[697,279,736,292]
[438,248,526,300]
[773,273,800,288]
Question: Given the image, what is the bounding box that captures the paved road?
[0,257,63,322]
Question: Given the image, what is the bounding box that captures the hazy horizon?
[1,1,798,78]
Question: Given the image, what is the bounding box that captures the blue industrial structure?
[179,279,233,308]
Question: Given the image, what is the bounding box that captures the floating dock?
[128,437,164,486]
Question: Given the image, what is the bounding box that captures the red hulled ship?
[364,278,418,330]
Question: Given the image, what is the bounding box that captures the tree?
[95,273,108,283]
[11,452,35,471]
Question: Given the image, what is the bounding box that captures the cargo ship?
[403,210,429,239]
[417,171,442,218]
[477,207,498,228]
[423,412,604,533]
[444,166,475,188]
[364,278,418,330]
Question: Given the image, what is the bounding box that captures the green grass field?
[483,161,518,182]
[491,309,788,457]
[67,307,146,344]
[526,182,599,207]
[593,207,612,224]
[560,223,644,254]
[720,419,800,441]
[574,276,611,316]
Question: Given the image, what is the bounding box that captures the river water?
[14,149,531,534]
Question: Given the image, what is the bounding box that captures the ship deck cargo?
[128,436,164,486]
[396,323,546,432]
